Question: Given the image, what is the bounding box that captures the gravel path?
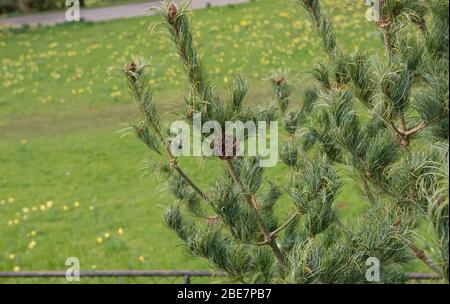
[0,0,249,27]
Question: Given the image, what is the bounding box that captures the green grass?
[0,0,431,283]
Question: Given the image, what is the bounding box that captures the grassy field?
[0,0,430,283]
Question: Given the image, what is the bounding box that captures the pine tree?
[115,0,449,283]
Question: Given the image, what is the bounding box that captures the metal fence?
[0,270,229,284]
[0,270,441,284]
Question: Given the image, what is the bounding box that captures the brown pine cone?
[125,61,136,73]
[275,76,285,86]
[167,2,178,25]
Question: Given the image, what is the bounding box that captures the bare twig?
[390,116,443,146]
[404,121,428,136]
[269,211,301,238]
[362,177,377,205]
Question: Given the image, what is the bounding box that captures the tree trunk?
[17,0,30,14]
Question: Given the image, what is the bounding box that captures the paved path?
[0,0,249,27]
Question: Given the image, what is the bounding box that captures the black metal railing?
[0,270,228,284]
[0,270,441,284]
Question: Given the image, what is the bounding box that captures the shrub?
[117,0,449,283]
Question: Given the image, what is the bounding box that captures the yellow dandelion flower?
[104,232,110,238]
[240,19,249,27]
[110,91,122,98]
[8,254,15,260]
[46,201,53,208]
[74,201,80,207]
[117,228,124,236]
[50,72,61,80]
[22,207,29,213]
[96,237,103,244]
[8,197,14,203]
[62,205,68,211]
[28,240,36,250]
[13,266,20,272]
[138,256,145,262]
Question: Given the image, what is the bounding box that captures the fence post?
[183,274,191,284]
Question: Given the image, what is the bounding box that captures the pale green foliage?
[119,0,448,283]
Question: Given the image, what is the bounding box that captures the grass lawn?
[0,0,431,283]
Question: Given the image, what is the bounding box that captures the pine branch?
[269,211,301,238]
[223,159,287,271]
[300,0,336,56]
[171,161,209,202]
[398,116,409,147]
[389,115,446,145]
[409,243,444,276]
[162,1,217,111]
[118,0,448,283]
[389,120,404,137]
[378,0,393,59]
[404,113,449,137]
[151,112,210,202]
[404,121,427,136]
[415,17,428,35]
[121,59,210,203]
[362,177,377,205]
[393,214,444,276]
